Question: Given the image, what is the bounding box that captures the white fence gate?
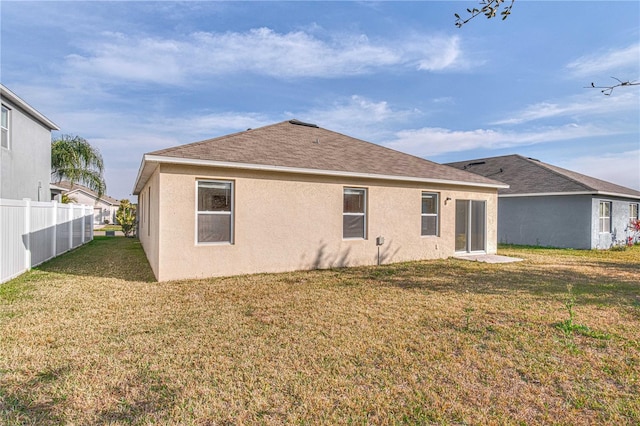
[0,198,93,284]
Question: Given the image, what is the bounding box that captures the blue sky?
[1,1,639,200]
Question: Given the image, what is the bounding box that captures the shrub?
[116,199,137,237]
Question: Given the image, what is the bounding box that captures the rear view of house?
[133,120,507,281]
[447,154,640,249]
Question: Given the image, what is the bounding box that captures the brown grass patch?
[1,238,639,424]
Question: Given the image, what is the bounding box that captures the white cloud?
[163,112,274,140]
[59,109,273,153]
[63,28,471,85]
[415,36,465,71]
[384,124,619,157]
[492,91,639,125]
[296,95,420,141]
[559,150,640,191]
[566,43,640,78]
[432,97,455,105]
[66,35,187,85]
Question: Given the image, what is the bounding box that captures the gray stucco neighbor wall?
[591,196,638,249]
[498,195,592,249]
[1,97,53,201]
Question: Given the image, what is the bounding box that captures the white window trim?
[630,203,639,222]
[421,192,439,237]
[1,104,9,150]
[598,201,612,234]
[343,187,367,240]
[195,179,234,245]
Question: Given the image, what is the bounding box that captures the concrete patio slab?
[453,254,523,264]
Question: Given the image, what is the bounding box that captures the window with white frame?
[599,201,611,233]
[1,105,9,149]
[421,192,439,236]
[197,180,234,244]
[631,203,639,222]
[343,188,366,239]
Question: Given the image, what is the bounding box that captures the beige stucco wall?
[141,164,498,281]
[138,167,161,277]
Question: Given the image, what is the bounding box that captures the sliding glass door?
[455,200,486,253]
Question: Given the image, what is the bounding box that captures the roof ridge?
[521,157,593,192]
[305,125,507,185]
[312,127,510,183]
[307,124,446,168]
[148,120,289,155]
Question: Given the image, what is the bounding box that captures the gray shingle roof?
[139,120,505,191]
[446,154,640,198]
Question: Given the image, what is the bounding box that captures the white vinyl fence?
[0,198,93,284]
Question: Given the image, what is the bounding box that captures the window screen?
[343,188,366,239]
[421,192,439,236]
[197,181,233,243]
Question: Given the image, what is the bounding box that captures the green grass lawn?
[1,238,639,424]
[96,224,123,231]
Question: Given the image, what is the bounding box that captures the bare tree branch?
[586,77,640,96]
[455,0,515,28]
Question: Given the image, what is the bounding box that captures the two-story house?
[1,84,59,201]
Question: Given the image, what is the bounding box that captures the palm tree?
[60,193,78,204]
[51,135,106,198]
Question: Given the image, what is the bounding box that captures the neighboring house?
[0,85,95,284]
[447,154,640,249]
[53,181,120,225]
[133,120,507,281]
[1,84,59,201]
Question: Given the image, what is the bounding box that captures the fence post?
[89,206,94,241]
[51,200,57,258]
[23,198,31,270]
[0,200,3,280]
[68,203,73,250]
[81,204,85,244]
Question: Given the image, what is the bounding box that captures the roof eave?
[64,187,119,205]
[500,191,640,200]
[0,84,60,131]
[133,154,509,194]
[132,156,158,195]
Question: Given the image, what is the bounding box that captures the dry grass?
[1,238,639,425]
